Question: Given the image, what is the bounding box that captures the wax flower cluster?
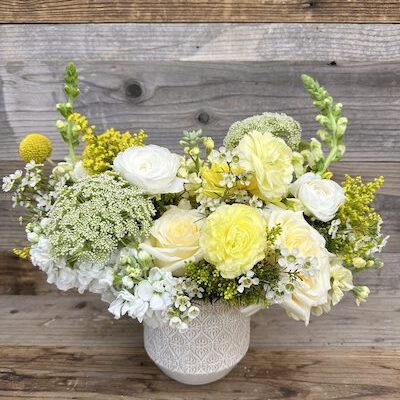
[2,63,388,329]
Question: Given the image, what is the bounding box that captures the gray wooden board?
[1,61,400,162]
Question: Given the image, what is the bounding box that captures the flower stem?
[67,121,76,165]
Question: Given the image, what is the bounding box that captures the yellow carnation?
[200,204,266,279]
[200,162,232,198]
[237,130,293,202]
[19,134,52,163]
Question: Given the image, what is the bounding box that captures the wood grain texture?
[0,346,399,399]
[0,1,399,23]
[0,22,399,398]
[2,24,400,62]
[1,61,400,162]
[0,253,398,347]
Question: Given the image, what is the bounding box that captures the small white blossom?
[122,276,134,289]
[237,270,260,293]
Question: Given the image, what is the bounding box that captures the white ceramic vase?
[143,301,250,385]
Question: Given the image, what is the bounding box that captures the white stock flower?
[108,289,149,321]
[108,268,176,323]
[264,208,331,325]
[113,144,186,195]
[55,267,78,291]
[140,206,204,275]
[76,263,114,294]
[290,172,345,222]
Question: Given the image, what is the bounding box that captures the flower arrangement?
[3,63,388,331]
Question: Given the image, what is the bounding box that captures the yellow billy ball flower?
[19,133,52,163]
[200,204,266,279]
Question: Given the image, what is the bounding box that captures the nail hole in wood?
[125,81,143,99]
[198,112,210,124]
[329,61,337,66]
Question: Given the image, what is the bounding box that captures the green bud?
[352,257,367,269]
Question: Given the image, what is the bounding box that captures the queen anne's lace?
[46,172,155,266]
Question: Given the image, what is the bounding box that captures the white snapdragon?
[290,172,345,222]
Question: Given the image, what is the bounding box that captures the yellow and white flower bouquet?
[3,64,388,384]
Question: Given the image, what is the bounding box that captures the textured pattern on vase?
[144,302,250,375]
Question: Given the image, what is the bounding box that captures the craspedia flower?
[19,134,52,163]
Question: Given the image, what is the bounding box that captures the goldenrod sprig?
[301,74,347,174]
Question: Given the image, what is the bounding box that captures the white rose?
[140,206,204,275]
[264,208,331,325]
[113,145,186,195]
[290,172,345,222]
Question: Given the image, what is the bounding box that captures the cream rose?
[139,206,204,275]
[264,208,331,325]
[113,145,186,195]
[290,172,345,222]
[237,130,293,201]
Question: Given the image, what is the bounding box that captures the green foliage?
[301,74,347,174]
[313,175,387,271]
[185,259,282,307]
[224,112,302,151]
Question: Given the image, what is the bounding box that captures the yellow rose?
[264,208,331,325]
[200,204,266,279]
[139,206,204,275]
[237,130,293,201]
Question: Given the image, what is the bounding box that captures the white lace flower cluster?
[2,161,44,209]
[277,246,319,277]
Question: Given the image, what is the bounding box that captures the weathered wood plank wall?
[0,1,399,23]
[0,22,399,400]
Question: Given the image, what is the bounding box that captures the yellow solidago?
[339,175,384,233]
[13,246,30,260]
[82,128,147,174]
[19,134,52,163]
[327,175,386,269]
[68,113,95,137]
